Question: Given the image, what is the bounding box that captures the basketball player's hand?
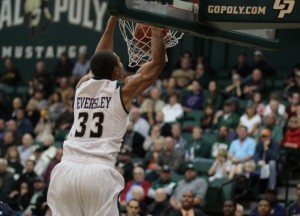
[76,72,94,88]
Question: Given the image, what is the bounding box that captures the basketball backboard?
[108,0,280,50]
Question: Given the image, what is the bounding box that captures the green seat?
[181,120,200,130]
[182,132,192,142]
[55,129,70,141]
[217,79,231,88]
[131,157,144,164]
[184,110,204,122]
[193,160,213,176]
[202,133,217,145]
[53,141,63,148]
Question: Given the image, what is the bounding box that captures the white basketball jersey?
[63,78,128,164]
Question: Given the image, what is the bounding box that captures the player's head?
[90,49,123,80]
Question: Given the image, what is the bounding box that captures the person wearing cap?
[288,182,300,216]
[251,189,286,216]
[147,188,175,216]
[254,128,279,190]
[228,126,256,179]
[170,163,208,210]
[231,52,252,79]
[252,50,276,79]
[116,147,134,183]
[147,165,176,199]
[243,68,266,99]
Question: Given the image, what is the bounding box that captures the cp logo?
[273,0,295,18]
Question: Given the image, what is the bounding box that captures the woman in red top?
[282,116,300,148]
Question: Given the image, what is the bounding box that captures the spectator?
[161,77,181,101]
[154,111,172,137]
[0,118,5,141]
[286,92,300,118]
[17,134,35,166]
[143,125,164,152]
[43,148,63,184]
[252,50,276,78]
[211,126,230,159]
[194,62,210,89]
[171,51,195,89]
[206,80,223,110]
[171,190,208,216]
[247,91,266,116]
[147,165,176,199]
[285,71,300,96]
[0,57,21,86]
[254,129,279,190]
[243,68,266,98]
[131,186,147,216]
[25,100,40,128]
[53,52,74,79]
[17,160,37,190]
[130,107,150,139]
[231,52,252,78]
[263,99,286,128]
[56,77,75,104]
[116,148,134,183]
[236,203,244,216]
[223,200,237,216]
[0,201,15,216]
[256,198,272,216]
[183,80,205,111]
[5,146,23,178]
[15,108,34,136]
[225,74,243,99]
[162,93,184,123]
[208,149,228,182]
[288,182,300,216]
[47,91,64,123]
[8,181,32,212]
[196,55,215,79]
[123,121,145,158]
[0,131,18,157]
[121,199,141,216]
[0,159,15,202]
[10,97,23,120]
[34,109,53,143]
[185,127,211,162]
[157,137,184,174]
[171,123,187,155]
[201,104,215,131]
[120,167,151,205]
[282,116,300,149]
[170,164,208,209]
[6,120,21,145]
[213,98,240,131]
[239,105,261,136]
[71,50,90,85]
[264,92,286,116]
[28,90,48,111]
[143,139,164,175]
[228,126,256,179]
[54,99,74,132]
[140,87,165,114]
[147,188,175,216]
[251,189,286,216]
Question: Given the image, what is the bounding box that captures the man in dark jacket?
[147,188,175,216]
[254,129,279,190]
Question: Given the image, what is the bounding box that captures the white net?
[119,19,184,68]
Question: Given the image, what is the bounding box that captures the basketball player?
[47,16,166,216]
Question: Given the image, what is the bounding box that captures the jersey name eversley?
[76,96,112,109]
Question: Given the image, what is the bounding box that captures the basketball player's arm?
[122,27,166,110]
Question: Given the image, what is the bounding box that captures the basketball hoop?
[119,19,184,68]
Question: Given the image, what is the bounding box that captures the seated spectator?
[15,108,34,136]
[131,186,147,216]
[223,200,237,216]
[263,99,286,128]
[254,129,279,190]
[251,189,286,216]
[0,159,15,202]
[147,188,175,216]
[121,199,141,216]
[10,97,23,120]
[185,127,211,162]
[161,77,181,101]
[194,62,210,89]
[55,99,74,132]
[170,164,208,209]
[27,90,48,111]
[34,109,53,143]
[208,149,228,182]
[153,111,172,137]
[243,68,266,98]
[239,105,261,136]
[282,116,300,149]
[17,133,35,166]
[25,100,40,128]
[171,123,187,155]
[211,126,230,159]
[236,203,244,216]
[231,52,252,79]
[130,107,150,139]
[143,125,164,152]
[8,181,32,212]
[252,50,276,79]
[171,52,195,89]
[71,49,90,85]
[140,87,165,115]
[206,80,223,110]
[120,167,151,206]
[162,93,184,123]
[247,91,266,116]
[123,121,145,158]
[43,148,63,184]
[288,182,300,216]
[225,74,243,99]
[0,131,18,157]
[57,77,75,104]
[228,126,256,179]
[256,198,272,216]
[201,104,215,131]
[48,91,64,123]
[53,52,74,79]
[157,137,184,174]
[0,118,5,141]
[143,139,164,175]
[213,98,240,131]
[256,114,283,144]
[0,57,21,86]
[285,70,300,97]
[286,92,300,118]
[116,148,134,184]
[183,80,205,112]
[5,146,23,178]
[147,165,176,199]
[33,134,57,176]
[17,160,37,190]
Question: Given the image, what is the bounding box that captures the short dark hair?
[90,50,118,79]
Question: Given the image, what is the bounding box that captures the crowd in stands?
[0,48,300,216]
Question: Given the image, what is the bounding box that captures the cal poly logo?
[273,0,296,18]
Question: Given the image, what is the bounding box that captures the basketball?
[134,24,169,52]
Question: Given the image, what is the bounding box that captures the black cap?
[161,165,171,172]
[185,163,196,171]
[225,97,237,105]
[34,176,45,183]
